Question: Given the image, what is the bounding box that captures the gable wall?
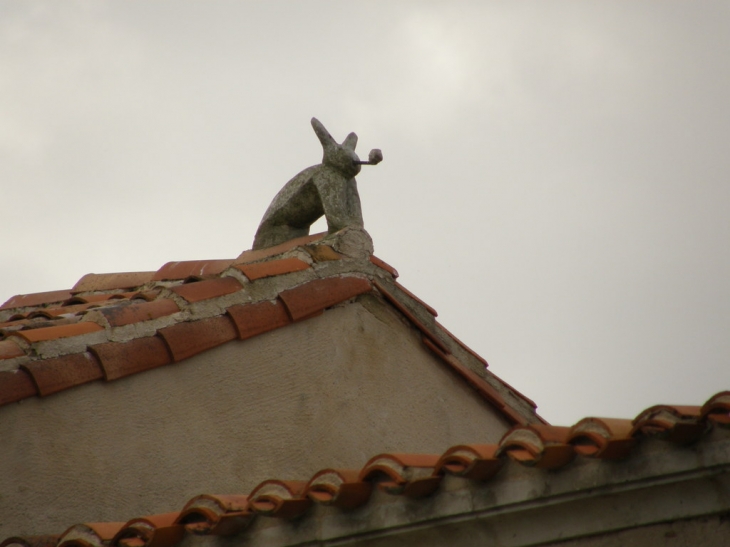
[0,295,509,536]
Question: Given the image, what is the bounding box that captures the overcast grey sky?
[1,1,728,425]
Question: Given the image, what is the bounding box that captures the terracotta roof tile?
[369,255,399,278]
[234,257,310,281]
[153,260,234,282]
[175,495,251,536]
[701,391,730,425]
[435,444,502,480]
[247,481,311,519]
[0,339,24,360]
[279,276,372,322]
[8,322,104,344]
[57,523,125,547]
[63,294,133,305]
[234,232,325,264]
[226,300,291,340]
[170,277,242,303]
[359,453,442,498]
[304,469,371,509]
[95,299,180,327]
[0,369,37,405]
[631,404,705,444]
[0,290,74,311]
[568,418,636,459]
[72,272,155,294]
[0,536,59,547]
[158,316,237,362]
[90,336,172,381]
[110,513,183,547]
[302,244,345,262]
[22,353,103,397]
[497,425,574,469]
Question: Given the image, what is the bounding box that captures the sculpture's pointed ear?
[311,118,336,150]
[342,132,358,151]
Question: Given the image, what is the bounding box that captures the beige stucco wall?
[0,295,510,536]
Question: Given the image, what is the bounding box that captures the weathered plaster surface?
[0,297,509,536]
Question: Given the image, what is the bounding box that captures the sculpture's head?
[311,118,381,179]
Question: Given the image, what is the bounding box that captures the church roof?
[0,233,538,426]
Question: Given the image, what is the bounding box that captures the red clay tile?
[305,470,372,509]
[90,336,172,381]
[96,299,180,327]
[158,316,237,362]
[234,232,326,264]
[153,260,234,281]
[302,244,345,262]
[72,272,155,293]
[0,339,24,360]
[568,418,636,460]
[247,480,311,519]
[497,425,574,469]
[226,300,291,340]
[9,322,104,344]
[112,513,183,547]
[58,523,125,547]
[435,444,502,480]
[64,294,127,305]
[176,495,251,536]
[373,280,449,354]
[0,536,59,547]
[0,289,73,311]
[131,291,161,302]
[359,453,442,497]
[369,255,399,278]
[701,391,730,426]
[279,276,372,322]
[234,257,310,281]
[171,277,242,303]
[0,369,37,406]
[22,353,103,396]
[395,282,438,317]
[631,405,704,444]
[28,304,96,318]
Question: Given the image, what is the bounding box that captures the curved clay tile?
[0,339,24,360]
[247,480,311,519]
[0,290,73,311]
[234,257,310,281]
[0,369,38,406]
[568,418,636,460]
[304,469,372,509]
[435,444,502,481]
[176,495,251,536]
[359,453,442,497]
[8,322,103,344]
[72,273,155,294]
[700,391,730,426]
[278,276,372,322]
[110,513,183,547]
[631,405,705,444]
[497,425,574,469]
[170,277,242,303]
[153,259,234,282]
[0,536,59,547]
[57,523,125,547]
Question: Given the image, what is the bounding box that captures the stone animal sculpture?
[253,117,382,250]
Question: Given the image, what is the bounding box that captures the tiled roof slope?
[0,233,539,425]
[2,391,728,547]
